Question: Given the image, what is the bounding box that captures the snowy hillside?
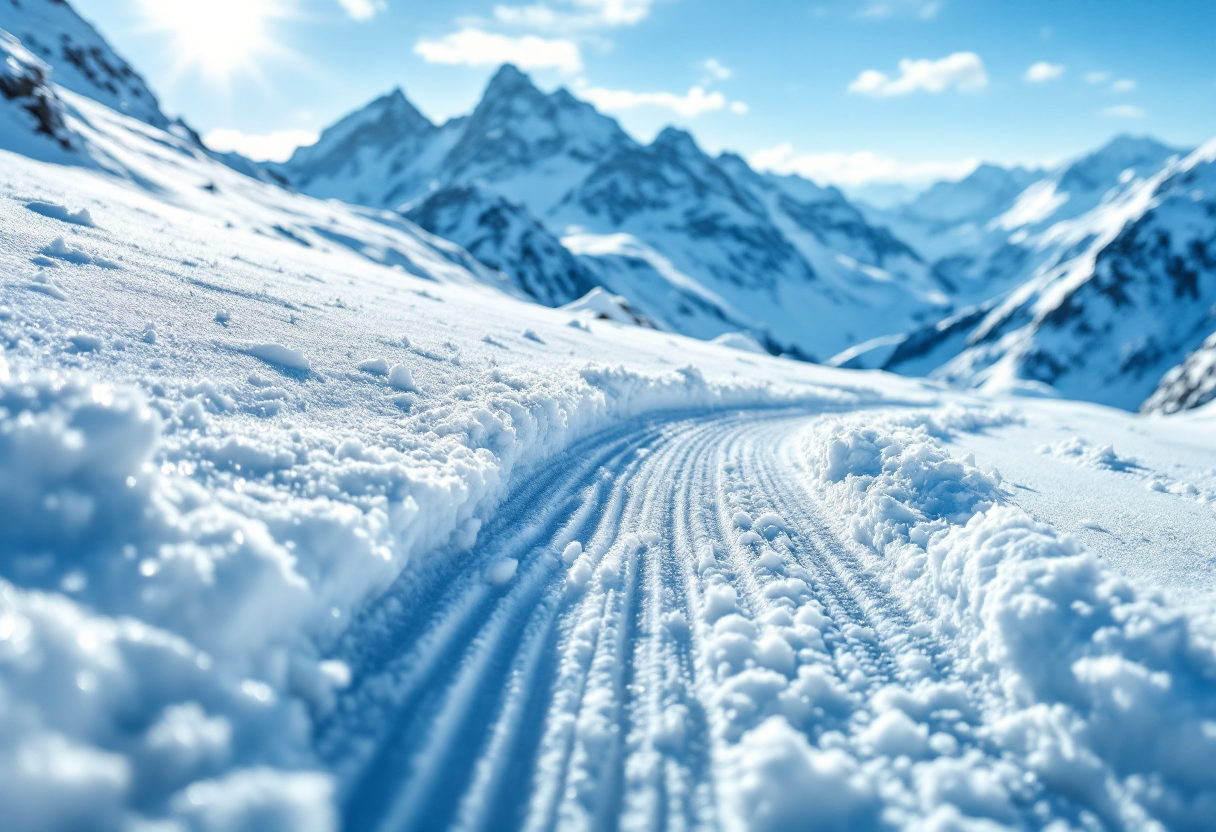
[8,108,1216,830]
[278,66,950,360]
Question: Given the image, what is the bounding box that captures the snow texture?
[1,5,1215,830]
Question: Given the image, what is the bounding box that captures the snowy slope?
[0,0,168,127]
[8,127,1216,829]
[4,7,1216,832]
[279,66,948,360]
[2,3,1216,827]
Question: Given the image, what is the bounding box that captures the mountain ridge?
[277,65,952,360]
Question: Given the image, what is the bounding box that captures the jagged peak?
[1093,133,1179,158]
[482,63,542,101]
[282,85,434,172]
[1061,133,1184,186]
[652,126,701,157]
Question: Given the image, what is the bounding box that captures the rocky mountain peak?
[0,0,169,127]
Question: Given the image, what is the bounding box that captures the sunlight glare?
[142,0,287,82]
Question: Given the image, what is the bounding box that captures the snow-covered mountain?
[863,136,1185,303]
[404,184,599,307]
[0,0,168,128]
[281,66,633,215]
[864,138,1216,410]
[1143,331,1216,414]
[279,66,950,359]
[1,27,78,157]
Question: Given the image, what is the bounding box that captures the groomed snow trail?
[317,410,1067,832]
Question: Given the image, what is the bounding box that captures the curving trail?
[318,409,1043,832]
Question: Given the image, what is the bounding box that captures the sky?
[70,0,1216,193]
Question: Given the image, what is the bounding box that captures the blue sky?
[71,0,1216,188]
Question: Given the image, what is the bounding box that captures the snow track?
[318,410,1036,832]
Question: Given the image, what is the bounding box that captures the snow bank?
[0,358,846,831]
[802,409,1216,831]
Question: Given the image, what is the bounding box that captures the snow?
[0,120,903,829]
[710,331,769,354]
[243,343,311,373]
[26,201,95,227]
[2,11,1216,832]
[801,406,1216,829]
[387,364,416,391]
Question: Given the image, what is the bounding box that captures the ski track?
[321,409,1046,832]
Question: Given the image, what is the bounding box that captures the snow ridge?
[801,409,1216,830]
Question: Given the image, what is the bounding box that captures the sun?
[141,0,289,83]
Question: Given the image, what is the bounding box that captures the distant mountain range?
[4,0,1216,413]
[843,136,1216,412]
[272,65,954,361]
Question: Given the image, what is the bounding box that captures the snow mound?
[710,331,770,355]
[560,287,655,328]
[804,410,1216,830]
[243,344,311,374]
[1037,436,1140,471]
[26,201,95,227]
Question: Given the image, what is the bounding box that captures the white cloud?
[338,0,386,20]
[414,29,583,74]
[847,52,987,97]
[702,58,732,81]
[1102,104,1147,119]
[1025,62,1064,83]
[1084,71,1111,85]
[1111,78,1136,93]
[204,128,319,163]
[493,0,654,31]
[576,83,746,117]
[859,0,942,20]
[750,143,979,187]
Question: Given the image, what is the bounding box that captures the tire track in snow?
[329,413,743,832]
[321,409,1052,831]
[327,420,664,829]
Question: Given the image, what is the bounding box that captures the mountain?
[0,0,168,127]
[280,66,949,359]
[0,27,78,157]
[279,65,633,214]
[1143,332,1216,414]
[404,184,598,307]
[864,138,1216,410]
[862,137,1185,303]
